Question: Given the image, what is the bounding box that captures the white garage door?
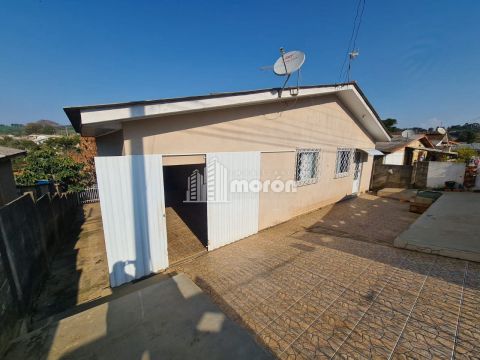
[206,152,260,250]
[95,155,169,287]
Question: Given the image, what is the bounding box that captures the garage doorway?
[163,164,208,264]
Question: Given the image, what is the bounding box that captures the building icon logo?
[185,157,228,203]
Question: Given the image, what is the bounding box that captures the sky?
[0,0,479,128]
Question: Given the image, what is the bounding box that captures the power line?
[338,0,366,83]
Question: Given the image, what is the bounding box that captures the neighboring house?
[376,134,434,165]
[425,131,458,153]
[376,134,456,165]
[65,82,390,286]
[0,146,26,206]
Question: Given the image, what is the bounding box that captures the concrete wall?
[0,160,19,207]
[427,161,465,188]
[0,192,78,354]
[412,161,429,188]
[371,164,413,190]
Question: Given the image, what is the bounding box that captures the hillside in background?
[0,119,74,135]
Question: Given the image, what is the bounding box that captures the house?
[374,134,451,165]
[424,129,461,153]
[65,82,390,286]
[0,146,26,207]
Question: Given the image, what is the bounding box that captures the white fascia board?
[80,87,337,125]
[79,84,390,142]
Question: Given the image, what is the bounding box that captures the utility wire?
[338,0,366,83]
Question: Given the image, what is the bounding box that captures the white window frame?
[295,148,320,186]
[335,148,354,178]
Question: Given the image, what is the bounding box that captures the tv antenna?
[261,48,305,98]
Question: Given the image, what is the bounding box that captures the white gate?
[206,152,260,251]
[95,155,169,287]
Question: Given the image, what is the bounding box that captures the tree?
[24,122,56,135]
[381,118,401,133]
[456,130,476,144]
[44,135,80,152]
[15,147,86,191]
[456,148,477,163]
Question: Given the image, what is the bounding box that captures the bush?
[456,148,477,163]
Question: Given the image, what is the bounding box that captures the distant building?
[376,134,457,165]
[0,146,26,206]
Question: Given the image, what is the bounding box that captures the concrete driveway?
[5,274,272,360]
[174,195,480,359]
[395,192,480,262]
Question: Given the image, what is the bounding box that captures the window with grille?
[295,149,320,186]
[335,148,353,178]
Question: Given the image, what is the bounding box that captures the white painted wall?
[95,155,169,287]
[427,161,465,188]
[383,151,405,165]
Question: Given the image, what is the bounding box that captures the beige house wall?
[120,95,375,155]
[96,94,376,229]
[259,150,373,230]
[96,130,124,156]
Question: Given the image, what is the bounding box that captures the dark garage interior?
[163,164,208,264]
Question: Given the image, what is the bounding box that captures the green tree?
[15,147,86,191]
[456,148,477,163]
[24,123,56,135]
[457,130,476,144]
[44,135,80,152]
[381,118,401,133]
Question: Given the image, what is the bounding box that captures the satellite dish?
[273,50,306,76]
[268,48,306,98]
[437,127,446,135]
[401,129,415,139]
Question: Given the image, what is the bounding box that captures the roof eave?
[64,82,391,142]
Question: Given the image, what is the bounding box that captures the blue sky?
[1,0,479,128]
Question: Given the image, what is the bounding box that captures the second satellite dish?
[273,50,306,76]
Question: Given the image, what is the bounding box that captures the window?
[295,149,320,186]
[335,148,353,178]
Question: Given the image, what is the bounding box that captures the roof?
[64,82,391,142]
[0,146,26,160]
[376,134,433,153]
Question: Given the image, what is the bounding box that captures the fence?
[0,192,79,354]
[371,161,467,191]
[77,186,99,204]
[370,164,414,190]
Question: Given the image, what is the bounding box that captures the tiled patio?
[174,195,480,359]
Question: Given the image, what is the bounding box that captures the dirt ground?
[31,203,111,327]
